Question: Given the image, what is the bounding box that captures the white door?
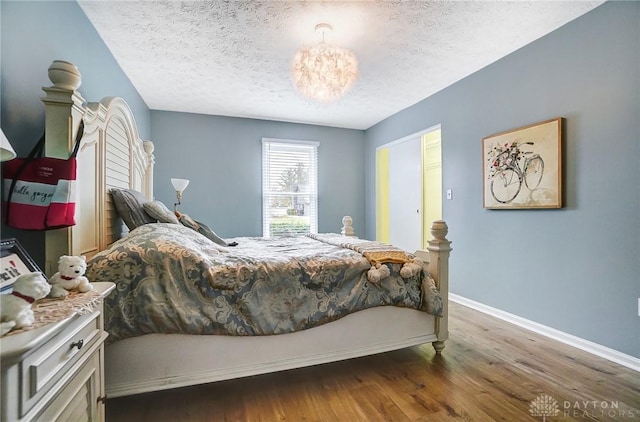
[388,136,422,252]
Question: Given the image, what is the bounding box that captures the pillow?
[177,213,228,246]
[143,201,179,224]
[110,188,155,230]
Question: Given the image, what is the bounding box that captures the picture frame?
[1,238,44,292]
[483,117,563,209]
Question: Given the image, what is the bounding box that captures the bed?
[41,61,452,398]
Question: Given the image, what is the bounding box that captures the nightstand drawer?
[34,349,101,422]
[21,311,101,417]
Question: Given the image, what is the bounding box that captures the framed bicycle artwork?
[1,238,43,292]
[483,117,563,209]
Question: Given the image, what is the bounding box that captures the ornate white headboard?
[42,61,154,274]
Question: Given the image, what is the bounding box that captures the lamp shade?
[291,23,358,103]
[291,43,358,102]
[0,129,17,162]
[171,178,190,193]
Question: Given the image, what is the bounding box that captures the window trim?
[262,138,319,237]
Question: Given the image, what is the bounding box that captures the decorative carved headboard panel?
[42,62,154,274]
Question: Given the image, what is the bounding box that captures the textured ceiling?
[78,1,603,130]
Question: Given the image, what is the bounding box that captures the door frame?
[375,124,442,249]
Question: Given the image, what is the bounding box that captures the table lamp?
[171,178,190,212]
[1,129,17,162]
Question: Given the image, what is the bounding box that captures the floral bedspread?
[86,224,442,344]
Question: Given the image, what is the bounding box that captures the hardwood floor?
[106,302,640,421]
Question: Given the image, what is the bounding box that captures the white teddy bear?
[0,272,51,336]
[48,255,93,298]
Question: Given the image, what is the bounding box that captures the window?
[262,138,318,237]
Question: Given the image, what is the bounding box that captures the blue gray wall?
[0,1,150,265]
[364,2,639,358]
[150,111,365,237]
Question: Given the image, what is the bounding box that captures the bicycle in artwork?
[486,141,544,204]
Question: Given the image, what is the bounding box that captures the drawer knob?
[70,339,84,350]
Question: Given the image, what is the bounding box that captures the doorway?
[375,126,442,252]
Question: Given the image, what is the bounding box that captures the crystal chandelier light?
[291,23,358,103]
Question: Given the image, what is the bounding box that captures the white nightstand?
[1,282,114,422]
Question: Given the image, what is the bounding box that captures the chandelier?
[291,23,359,103]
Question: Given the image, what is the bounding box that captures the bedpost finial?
[341,216,355,237]
[143,140,155,155]
[48,60,82,91]
[430,220,448,240]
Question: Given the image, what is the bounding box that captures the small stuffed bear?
[48,255,92,298]
[0,272,51,336]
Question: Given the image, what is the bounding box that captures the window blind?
[262,138,319,237]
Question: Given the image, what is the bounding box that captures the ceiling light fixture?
[291,23,358,103]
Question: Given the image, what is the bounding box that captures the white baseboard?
[450,293,640,373]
